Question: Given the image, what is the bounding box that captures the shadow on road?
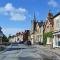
[18,57,53,60]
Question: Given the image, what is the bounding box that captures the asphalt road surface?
[0,44,59,60]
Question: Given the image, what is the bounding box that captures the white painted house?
[9,35,17,43]
[16,32,23,42]
[9,32,23,43]
[53,12,60,48]
[30,14,44,44]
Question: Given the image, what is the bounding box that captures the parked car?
[27,41,31,45]
[38,42,43,45]
[24,40,31,45]
[19,41,24,44]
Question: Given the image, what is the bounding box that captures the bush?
[2,34,9,42]
[43,33,47,45]
[43,32,53,45]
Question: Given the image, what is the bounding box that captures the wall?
[54,15,60,32]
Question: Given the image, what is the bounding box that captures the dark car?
[19,41,24,44]
[26,41,31,45]
[38,42,43,45]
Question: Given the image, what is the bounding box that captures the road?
[0,44,59,60]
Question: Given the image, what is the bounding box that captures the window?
[40,27,43,33]
[56,19,60,29]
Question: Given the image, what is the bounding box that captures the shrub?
[43,32,53,45]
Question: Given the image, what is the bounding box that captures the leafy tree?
[46,32,53,38]
[43,33,47,45]
[2,34,9,42]
[8,35,11,39]
[43,32,53,45]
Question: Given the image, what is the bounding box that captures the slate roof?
[37,21,44,27]
[53,12,60,18]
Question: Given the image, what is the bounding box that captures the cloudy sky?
[0,0,60,36]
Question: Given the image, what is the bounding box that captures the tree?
[43,33,47,45]
[43,32,53,45]
[2,34,9,42]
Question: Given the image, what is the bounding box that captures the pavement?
[36,45,60,56]
[33,45,60,59]
[0,44,60,60]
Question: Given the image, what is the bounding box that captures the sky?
[0,0,60,36]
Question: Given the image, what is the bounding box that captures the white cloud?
[0,3,28,21]
[4,3,14,12]
[18,8,27,13]
[10,14,26,21]
[48,0,58,7]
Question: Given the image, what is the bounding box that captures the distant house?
[16,32,23,42]
[35,21,44,43]
[30,13,37,44]
[44,11,54,45]
[30,13,44,44]
[9,30,30,43]
[44,11,54,33]
[23,30,30,42]
[38,21,44,43]
[9,32,23,43]
[44,11,60,48]
[9,35,17,43]
[53,12,60,48]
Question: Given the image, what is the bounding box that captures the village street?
[0,44,60,60]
